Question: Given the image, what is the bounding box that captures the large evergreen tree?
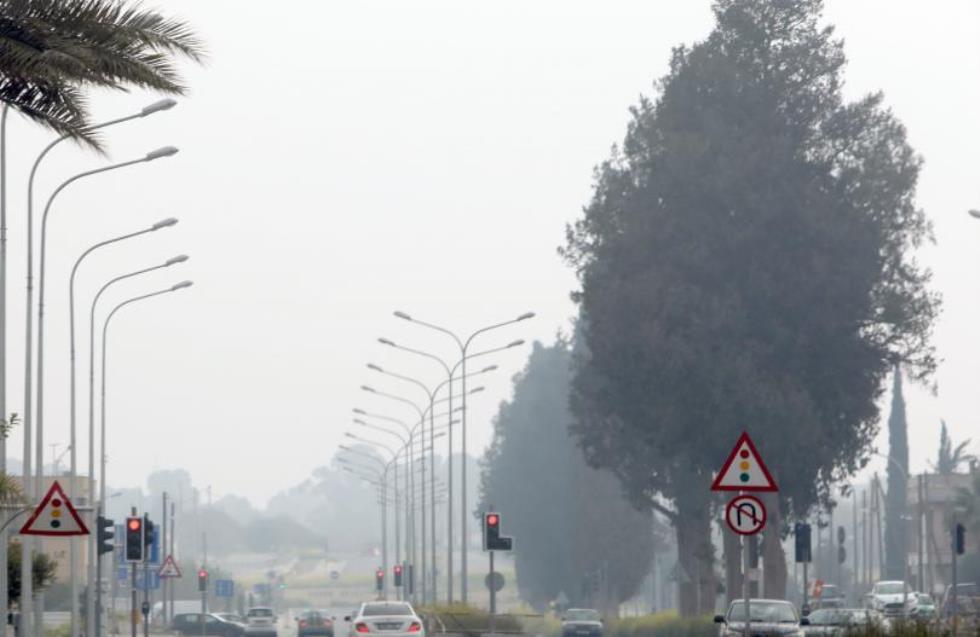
[884,366,909,580]
[562,0,937,614]
[480,339,655,613]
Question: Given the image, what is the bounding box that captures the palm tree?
[0,0,204,146]
[931,420,977,475]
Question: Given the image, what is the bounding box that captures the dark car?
[714,599,806,637]
[173,613,245,637]
[561,609,603,637]
[297,610,334,637]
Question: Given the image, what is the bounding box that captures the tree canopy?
[562,0,937,613]
[480,339,658,613]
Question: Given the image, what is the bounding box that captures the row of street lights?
[339,310,533,606]
[0,98,194,637]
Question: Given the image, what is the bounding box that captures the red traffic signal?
[198,569,208,592]
[198,569,208,579]
[128,518,142,531]
[486,514,499,527]
[393,565,402,574]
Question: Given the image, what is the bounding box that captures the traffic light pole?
[952,531,958,637]
[489,550,496,634]
[130,563,138,637]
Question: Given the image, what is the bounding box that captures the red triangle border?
[710,431,779,492]
[19,480,90,536]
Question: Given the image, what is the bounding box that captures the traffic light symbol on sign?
[393,564,403,587]
[483,512,513,551]
[97,516,115,555]
[198,569,209,592]
[125,517,144,562]
[794,523,812,563]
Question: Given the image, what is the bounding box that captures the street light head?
[470,386,485,394]
[353,408,366,414]
[343,432,356,438]
[151,217,179,230]
[517,312,536,321]
[165,255,189,266]
[507,339,525,348]
[393,311,412,321]
[353,419,366,426]
[481,365,498,373]
[367,363,383,372]
[361,385,376,393]
[145,146,179,161]
[141,98,177,116]
[171,280,193,291]
[969,209,980,219]
[378,337,395,347]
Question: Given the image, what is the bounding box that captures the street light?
[85,255,187,631]
[969,209,980,219]
[95,281,190,636]
[68,218,178,632]
[382,319,530,603]
[36,145,181,525]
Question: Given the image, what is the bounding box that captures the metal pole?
[951,529,958,637]
[446,377,453,604]
[0,103,7,637]
[851,489,858,605]
[162,493,168,626]
[917,475,924,593]
[459,352,468,603]
[743,536,751,637]
[489,550,496,634]
[429,402,437,603]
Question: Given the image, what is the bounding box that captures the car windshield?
[876,583,905,595]
[807,610,844,625]
[728,601,797,623]
[565,610,600,622]
[248,609,273,618]
[363,603,413,617]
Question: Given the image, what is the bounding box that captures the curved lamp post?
[95,280,191,636]
[86,255,187,631]
[68,217,177,633]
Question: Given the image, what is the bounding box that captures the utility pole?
[162,492,168,626]
[916,474,924,592]
[851,489,858,604]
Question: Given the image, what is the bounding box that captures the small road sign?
[484,571,505,592]
[725,495,767,535]
[158,554,182,578]
[711,431,778,492]
[215,579,235,598]
[20,481,89,536]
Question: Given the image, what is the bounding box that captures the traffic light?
[125,516,144,562]
[375,568,384,592]
[955,523,965,555]
[483,512,513,551]
[97,516,115,555]
[198,569,209,592]
[393,564,403,587]
[143,516,155,549]
[794,522,812,563]
[837,525,846,564]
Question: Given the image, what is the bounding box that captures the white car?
[245,607,278,637]
[865,581,909,617]
[346,601,424,637]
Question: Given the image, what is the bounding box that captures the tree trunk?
[675,498,717,616]
[723,522,743,605]
[762,493,788,598]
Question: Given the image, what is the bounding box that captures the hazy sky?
[1,0,977,506]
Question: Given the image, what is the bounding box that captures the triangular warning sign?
[158,555,182,578]
[711,431,778,492]
[20,480,89,536]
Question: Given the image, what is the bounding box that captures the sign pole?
[489,550,496,635]
[743,531,751,637]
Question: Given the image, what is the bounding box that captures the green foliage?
[418,604,523,634]
[0,0,204,146]
[932,421,976,475]
[480,339,656,611]
[606,613,716,637]
[562,0,937,614]
[7,540,58,605]
[885,367,910,579]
